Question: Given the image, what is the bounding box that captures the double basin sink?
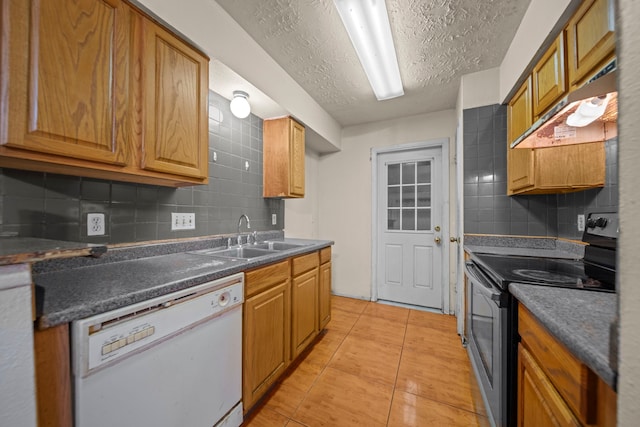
[190,241,306,261]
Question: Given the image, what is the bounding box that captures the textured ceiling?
[215,0,531,127]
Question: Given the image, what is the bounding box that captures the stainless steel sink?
[189,240,306,261]
[197,247,275,260]
[252,241,305,251]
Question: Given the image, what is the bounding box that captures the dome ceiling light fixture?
[333,0,404,101]
[230,90,251,119]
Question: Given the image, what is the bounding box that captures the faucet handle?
[252,230,257,244]
[227,237,232,248]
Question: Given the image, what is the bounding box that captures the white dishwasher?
[72,273,244,427]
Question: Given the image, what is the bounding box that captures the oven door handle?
[465,261,507,307]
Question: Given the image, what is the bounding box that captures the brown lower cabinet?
[243,260,291,412]
[318,247,332,330]
[517,305,616,427]
[291,252,319,359]
[242,248,332,414]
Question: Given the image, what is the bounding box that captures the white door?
[375,145,444,309]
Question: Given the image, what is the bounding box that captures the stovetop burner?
[511,268,582,284]
[473,253,615,292]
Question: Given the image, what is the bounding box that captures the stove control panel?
[585,212,618,239]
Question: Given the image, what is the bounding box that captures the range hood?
[511,63,618,149]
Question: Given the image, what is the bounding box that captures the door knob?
[450,237,460,243]
[434,237,441,244]
[434,226,441,232]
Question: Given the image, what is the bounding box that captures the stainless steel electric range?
[464,212,618,426]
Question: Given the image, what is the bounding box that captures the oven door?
[465,261,508,427]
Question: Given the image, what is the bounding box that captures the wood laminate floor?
[242,295,490,427]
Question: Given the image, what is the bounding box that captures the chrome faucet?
[238,214,251,233]
[237,214,251,245]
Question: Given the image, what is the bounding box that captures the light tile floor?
[242,295,489,427]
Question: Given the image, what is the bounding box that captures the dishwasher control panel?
[72,274,244,376]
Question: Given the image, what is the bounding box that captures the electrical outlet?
[577,214,586,232]
[87,213,105,236]
[272,214,277,225]
[171,213,196,230]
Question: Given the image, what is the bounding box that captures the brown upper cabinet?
[135,12,209,180]
[0,0,209,187]
[532,33,567,119]
[566,0,616,88]
[508,77,533,144]
[263,117,305,198]
[506,0,614,195]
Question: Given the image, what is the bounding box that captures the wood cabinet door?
[137,15,208,180]
[263,117,305,198]
[243,279,291,412]
[518,344,581,427]
[291,267,318,358]
[319,260,332,330]
[508,77,533,144]
[2,0,128,165]
[567,0,615,87]
[289,119,305,197]
[535,142,605,191]
[532,32,567,118]
[508,148,535,194]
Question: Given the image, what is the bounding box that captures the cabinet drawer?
[245,260,290,298]
[518,306,597,424]
[319,247,332,264]
[292,252,319,277]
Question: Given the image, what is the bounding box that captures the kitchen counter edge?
[509,283,617,389]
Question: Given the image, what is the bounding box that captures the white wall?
[284,151,320,239]
[616,0,640,423]
[317,110,456,301]
[460,68,501,110]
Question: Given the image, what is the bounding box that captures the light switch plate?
[172,213,196,230]
[577,214,585,232]
[272,214,277,225]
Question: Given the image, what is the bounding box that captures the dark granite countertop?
[33,237,332,329]
[0,236,106,265]
[509,284,617,389]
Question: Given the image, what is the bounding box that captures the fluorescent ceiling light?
[334,0,404,100]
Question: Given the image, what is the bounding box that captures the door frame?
[370,139,450,313]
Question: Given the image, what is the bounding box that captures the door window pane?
[417,185,431,207]
[388,187,400,207]
[417,209,431,230]
[401,209,414,231]
[388,209,400,230]
[417,161,431,183]
[402,185,415,208]
[402,162,415,184]
[388,164,400,185]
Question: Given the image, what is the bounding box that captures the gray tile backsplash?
[0,91,284,244]
[463,104,618,240]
